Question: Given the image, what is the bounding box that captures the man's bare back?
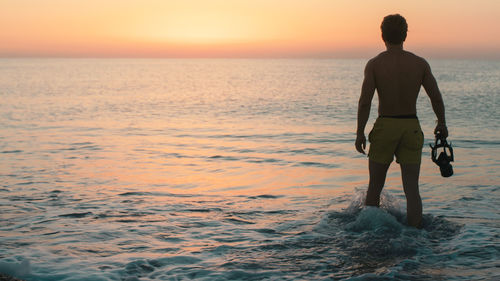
[368,48,428,116]
[357,45,446,145]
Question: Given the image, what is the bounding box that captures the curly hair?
[381,14,408,44]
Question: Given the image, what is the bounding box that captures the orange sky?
[1,0,499,58]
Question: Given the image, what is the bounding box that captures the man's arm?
[422,60,448,138]
[356,59,376,154]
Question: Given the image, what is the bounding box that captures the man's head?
[381,14,408,45]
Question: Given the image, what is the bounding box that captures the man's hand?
[355,134,367,154]
[434,123,448,139]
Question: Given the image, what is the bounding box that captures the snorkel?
[430,133,454,177]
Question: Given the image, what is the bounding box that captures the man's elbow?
[430,96,444,107]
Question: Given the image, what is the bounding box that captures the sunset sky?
[1,0,499,58]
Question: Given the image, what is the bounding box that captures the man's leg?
[366,160,390,206]
[400,163,422,228]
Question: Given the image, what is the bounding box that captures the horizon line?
[2,54,500,60]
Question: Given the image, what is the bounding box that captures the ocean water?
[0,58,498,281]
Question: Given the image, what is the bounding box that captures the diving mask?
[430,134,454,177]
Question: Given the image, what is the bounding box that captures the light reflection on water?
[0,59,499,280]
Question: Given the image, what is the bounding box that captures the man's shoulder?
[365,53,384,69]
[367,51,394,66]
[368,52,386,63]
[404,51,428,64]
[368,51,429,68]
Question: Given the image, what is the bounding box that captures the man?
[355,14,448,228]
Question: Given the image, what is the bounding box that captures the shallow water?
[0,59,499,280]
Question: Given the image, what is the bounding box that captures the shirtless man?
[355,14,448,228]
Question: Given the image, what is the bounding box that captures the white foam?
[346,206,402,233]
[0,258,30,278]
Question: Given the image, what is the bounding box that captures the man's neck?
[385,43,404,51]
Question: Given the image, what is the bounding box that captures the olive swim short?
[368,116,424,164]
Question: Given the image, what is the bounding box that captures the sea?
[0,58,498,281]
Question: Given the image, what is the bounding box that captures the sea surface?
[0,58,499,280]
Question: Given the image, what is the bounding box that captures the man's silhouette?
[355,14,448,228]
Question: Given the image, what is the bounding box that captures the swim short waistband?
[378,114,418,119]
